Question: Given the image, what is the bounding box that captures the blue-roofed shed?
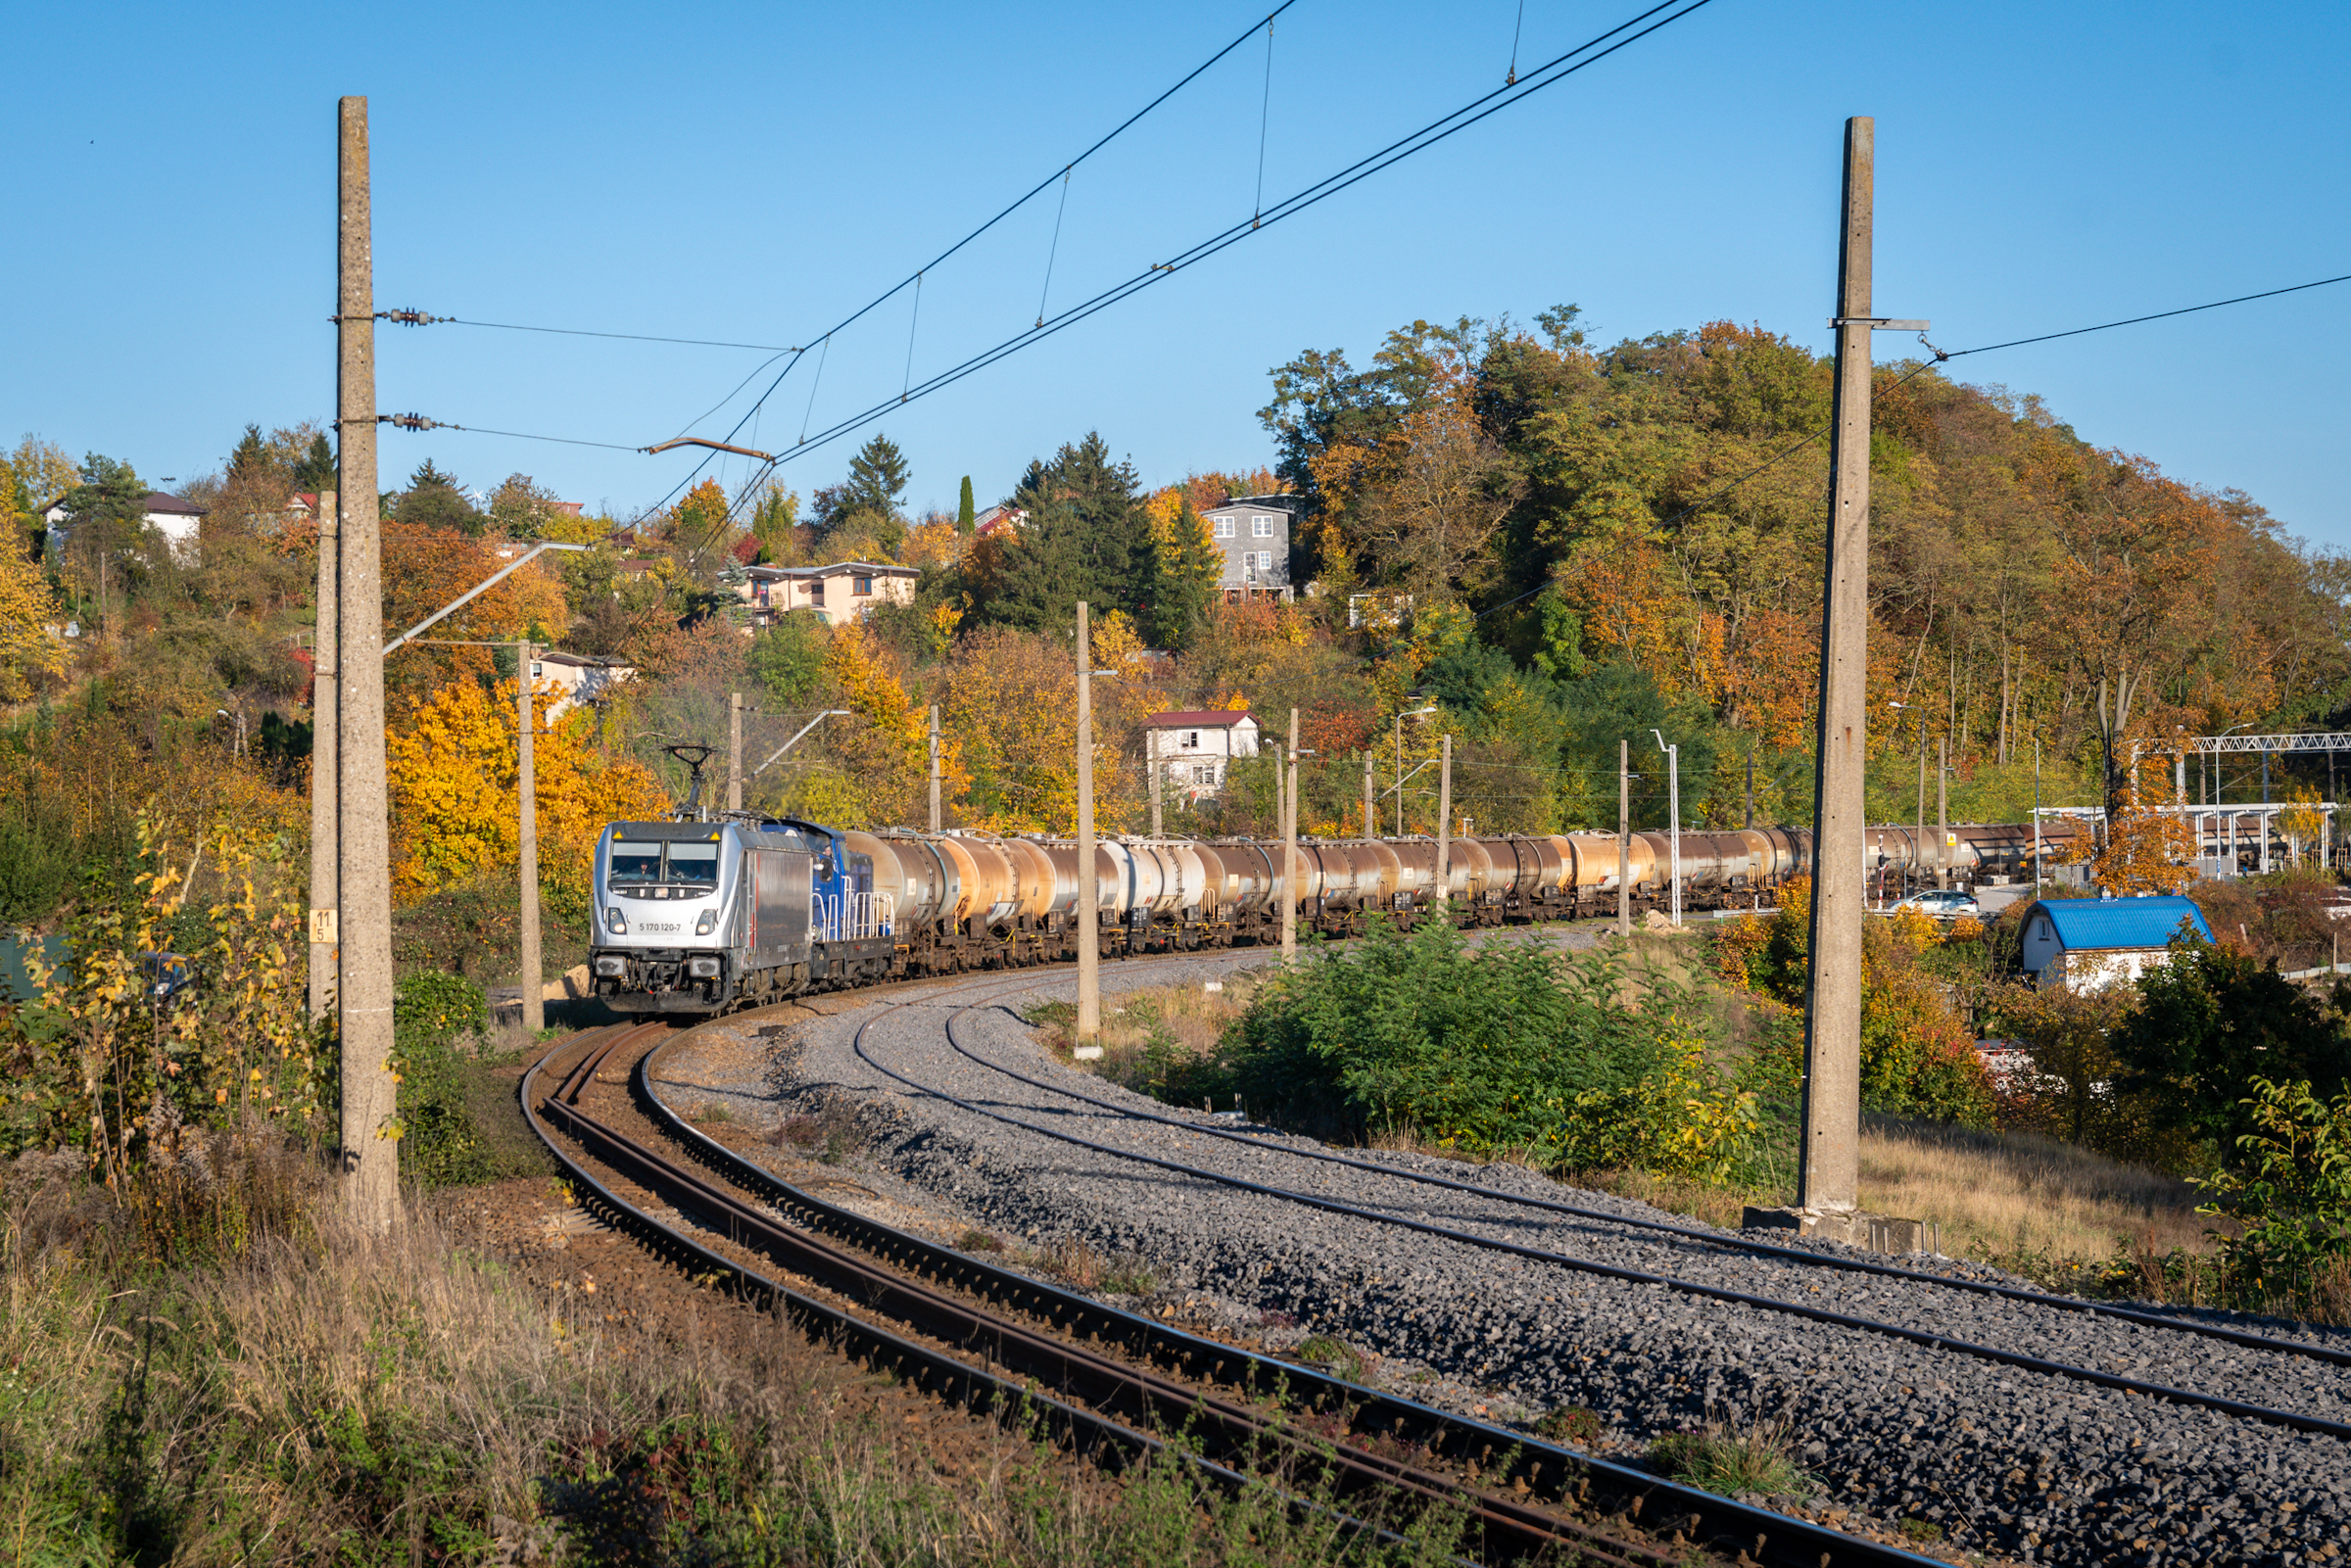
[2019,895,2213,992]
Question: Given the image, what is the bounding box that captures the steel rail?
[524,1025,1678,1568]
[928,987,2351,1370]
[838,990,2351,1446]
[639,980,1947,1568]
[518,1025,1425,1558]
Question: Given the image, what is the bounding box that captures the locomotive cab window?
[609,840,664,883]
[667,841,721,885]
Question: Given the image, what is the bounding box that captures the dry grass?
[1850,1116,2214,1264]
[1596,1115,2216,1284]
[0,1144,1469,1566]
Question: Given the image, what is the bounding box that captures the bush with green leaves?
[2112,935,2351,1160]
[2194,1076,2351,1313]
[1225,919,1753,1179]
[390,971,494,1187]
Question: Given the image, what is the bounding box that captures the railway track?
[835,972,2351,1447]
[521,1006,1943,1568]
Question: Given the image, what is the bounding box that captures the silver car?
[1893,888,1981,919]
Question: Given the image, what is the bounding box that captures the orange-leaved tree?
[388,678,668,906]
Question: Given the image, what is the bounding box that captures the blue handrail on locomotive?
[586,797,2088,1015]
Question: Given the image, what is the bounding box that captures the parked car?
[1893,889,1981,920]
[140,952,200,1005]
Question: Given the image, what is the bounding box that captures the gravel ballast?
[760,957,2348,1567]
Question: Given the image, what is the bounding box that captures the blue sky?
[5,0,2345,546]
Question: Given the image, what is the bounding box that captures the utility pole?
[928,704,942,832]
[517,641,543,1034]
[1937,735,1949,890]
[1281,708,1299,963]
[1435,733,1453,914]
[726,691,744,813]
[307,492,340,1023]
[337,96,398,1233]
[1074,602,1100,1057]
[2034,735,2042,895]
[1914,736,1926,897]
[1654,730,1682,927]
[1617,738,1630,936]
[1793,116,1883,1232]
[1148,723,1163,837]
[1362,749,1374,838]
[1393,714,1405,837]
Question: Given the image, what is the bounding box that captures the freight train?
[587,812,2089,1015]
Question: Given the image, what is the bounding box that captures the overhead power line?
[1943,270,2351,357]
[365,309,798,352]
[745,0,1721,468]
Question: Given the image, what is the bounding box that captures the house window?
[1183,731,1200,749]
[1194,765,1216,785]
[1256,550,1273,573]
[530,662,545,679]
[809,583,825,600]
[1253,516,1272,538]
[853,575,874,595]
[1214,516,1234,539]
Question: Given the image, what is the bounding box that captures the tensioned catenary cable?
[746,0,1720,468]
[1465,266,2351,626]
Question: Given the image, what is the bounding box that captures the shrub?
[2113,934,2351,1160]
[390,971,495,1187]
[1719,878,1994,1128]
[1225,919,1753,1178]
[2194,1076,2351,1315]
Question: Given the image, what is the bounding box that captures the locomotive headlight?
[604,907,627,934]
[695,908,718,935]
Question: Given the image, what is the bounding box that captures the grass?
[1590,1113,2221,1294]
[1039,979,1264,1108]
[0,1143,1470,1568]
[1648,1420,1811,1498]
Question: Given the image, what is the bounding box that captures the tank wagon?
[587,812,2088,1015]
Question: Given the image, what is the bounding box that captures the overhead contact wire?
[754,0,1719,465]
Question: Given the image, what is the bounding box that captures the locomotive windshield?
[610,840,664,883]
[667,841,721,885]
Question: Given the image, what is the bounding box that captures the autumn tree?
[388,675,668,903]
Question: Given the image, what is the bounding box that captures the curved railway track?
[520,1004,1941,1568]
[834,968,2351,1447]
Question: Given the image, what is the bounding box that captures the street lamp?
[1651,730,1681,926]
[1394,706,1437,836]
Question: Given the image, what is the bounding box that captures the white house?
[1200,495,1294,600]
[2017,895,2213,993]
[735,560,919,626]
[42,491,207,556]
[1144,710,1262,796]
[530,650,635,719]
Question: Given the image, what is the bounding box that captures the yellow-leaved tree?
[820,623,965,828]
[0,537,66,698]
[389,679,669,907]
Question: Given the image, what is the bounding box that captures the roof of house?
[2027,895,2213,951]
[537,650,632,672]
[1144,710,1257,729]
[1205,494,1296,513]
[753,559,918,580]
[142,492,204,515]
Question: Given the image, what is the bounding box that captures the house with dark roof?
[1200,494,1295,600]
[2018,895,2213,992]
[1144,709,1261,796]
